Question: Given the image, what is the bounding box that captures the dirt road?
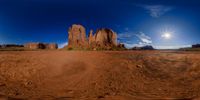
[0,51,200,100]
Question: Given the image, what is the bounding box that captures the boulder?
[68,24,87,48]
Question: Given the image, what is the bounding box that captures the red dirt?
[0,51,200,100]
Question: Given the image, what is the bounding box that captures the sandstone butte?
[67,24,125,50]
[24,43,58,50]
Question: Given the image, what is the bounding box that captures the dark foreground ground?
[0,50,200,100]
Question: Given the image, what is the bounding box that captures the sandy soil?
[0,50,200,100]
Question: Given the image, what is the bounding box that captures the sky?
[0,0,200,49]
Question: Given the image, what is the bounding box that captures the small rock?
[24,81,32,87]
[93,48,97,51]
[136,65,143,68]
[97,95,104,99]
[0,82,5,87]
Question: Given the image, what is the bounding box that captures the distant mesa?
[0,44,25,51]
[24,43,58,50]
[0,44,24,48]
[180,44,200,51]
[131,45,154,50]
[192,44,200,48]
[66,24,124,50]
[0,43,58,51]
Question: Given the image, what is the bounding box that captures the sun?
[161,32,171,39]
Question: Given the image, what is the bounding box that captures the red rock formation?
[24,43,58,49]
[88,30,95,46]
[24,43,44,49]
[67,24,122,50]
[68,24,87,48]
[47,43,58,49]
[93,28,117,48]
[117,43,125,48]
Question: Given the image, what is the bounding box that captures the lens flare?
[162,32,171,39]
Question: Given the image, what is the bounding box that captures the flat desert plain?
[0,51,200,100]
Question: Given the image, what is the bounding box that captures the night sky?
[0,0,200,49]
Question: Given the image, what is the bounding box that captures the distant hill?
[131,45,154,50]
[0,44,25,51]
[179,44,200,51]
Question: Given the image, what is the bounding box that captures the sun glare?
[162,32,171,39]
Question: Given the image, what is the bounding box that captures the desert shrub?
[67,47,73,50]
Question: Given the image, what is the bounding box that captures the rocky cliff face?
[67,24,124,50]
[93,28,117,48]
[68,24,87,48]
[88,30,94,45]
[47,43,58,49]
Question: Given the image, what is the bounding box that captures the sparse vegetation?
[180,47,200,51]
[0,47,26,51]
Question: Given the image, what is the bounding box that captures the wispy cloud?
[135,32,152,44]
[118,32,134,39]
[118,31,153,48]
[118,30,191,49]
[58,41,68,48]
[140,5,173,18]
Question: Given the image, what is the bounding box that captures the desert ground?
[0,50,200,100]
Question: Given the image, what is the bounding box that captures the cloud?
[118,31,153,48]
[154,45,191,49]
[135,32,152,44]
[123,43,147,49]
[123,43,138,49]
[58,41,68,48]
[118,31,191,49]
[124,43,191,50]
[118,32,134,39]
[140,5,173,18]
